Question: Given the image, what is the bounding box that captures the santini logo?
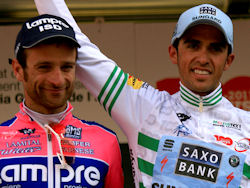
[175,143,222,182]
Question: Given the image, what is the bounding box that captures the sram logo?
[0,164,100,187]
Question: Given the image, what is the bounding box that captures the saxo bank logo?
[175,143,222,182]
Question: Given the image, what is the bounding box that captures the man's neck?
[22,101,70,126]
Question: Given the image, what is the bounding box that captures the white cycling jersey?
[35,0,250,187]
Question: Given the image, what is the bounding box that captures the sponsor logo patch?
[212,120,241,130]
[64,125,82,139]
[229,155,240,167]
[174,125,192,136]
[18,128,36,135]
[234,138,250,152]
[177,113,191,122]
[200,6,216,15]
[214,135,233,146]
[127,75,143,89]
[175,143,222,182]
[163,139,175,151]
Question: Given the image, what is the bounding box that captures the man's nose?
[48,68,64,86]
[197,47,210,65]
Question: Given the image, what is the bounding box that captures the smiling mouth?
[43,88,65,94]
[193,69,210,75]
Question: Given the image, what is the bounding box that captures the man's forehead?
[181,24,227,41]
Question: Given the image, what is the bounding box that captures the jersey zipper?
[198,97,203,112]
[47,128,54,188]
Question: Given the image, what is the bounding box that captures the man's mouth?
[193,69,210,75]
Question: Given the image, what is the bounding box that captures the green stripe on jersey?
[138,157,154,176]
[138,132,159,152]
[102,69,123,110]
[243,163,250,179]
[180,84,222,107]
[139,182,146,188]
[98,66,118,102]
[97,66,127,115]
[108,73,128,116]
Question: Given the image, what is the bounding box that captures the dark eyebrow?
[183,39,200,44]
[34,61,51,66]
[210,41,227,47]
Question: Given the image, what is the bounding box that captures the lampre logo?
[0,164,101,187]
[175,143,222,182]
[26,17,69,33]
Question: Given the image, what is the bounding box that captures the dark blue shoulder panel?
[73,116,116,136]
[0,117,17,127]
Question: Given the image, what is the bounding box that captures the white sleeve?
[34,0,165,139]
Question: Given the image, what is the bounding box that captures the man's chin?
[44,99,68,110]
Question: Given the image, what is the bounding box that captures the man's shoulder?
[0,116,17,127]
[72,116,117,137]
[222,96,250,114]
[221,97,250,124]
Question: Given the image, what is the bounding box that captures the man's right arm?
[34,0,164,139]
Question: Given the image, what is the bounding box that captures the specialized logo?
[234,138,250,152]
[64,125,82,139]
[127,75,143,89]
[226,172,234,188]
[212,120,241,131]
[18,128,36,135]
[214,135,233,146]
[175,143,222,182]
[200,6,216,15]
[160,156,169,172]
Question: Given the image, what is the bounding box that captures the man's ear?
[168,45,178,65]
[224,53,235,71]
[12,59,24,82]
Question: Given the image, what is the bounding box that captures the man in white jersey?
[35,0,250,187]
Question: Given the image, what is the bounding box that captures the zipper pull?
[48,129,52,141]
[199,101,203,112]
